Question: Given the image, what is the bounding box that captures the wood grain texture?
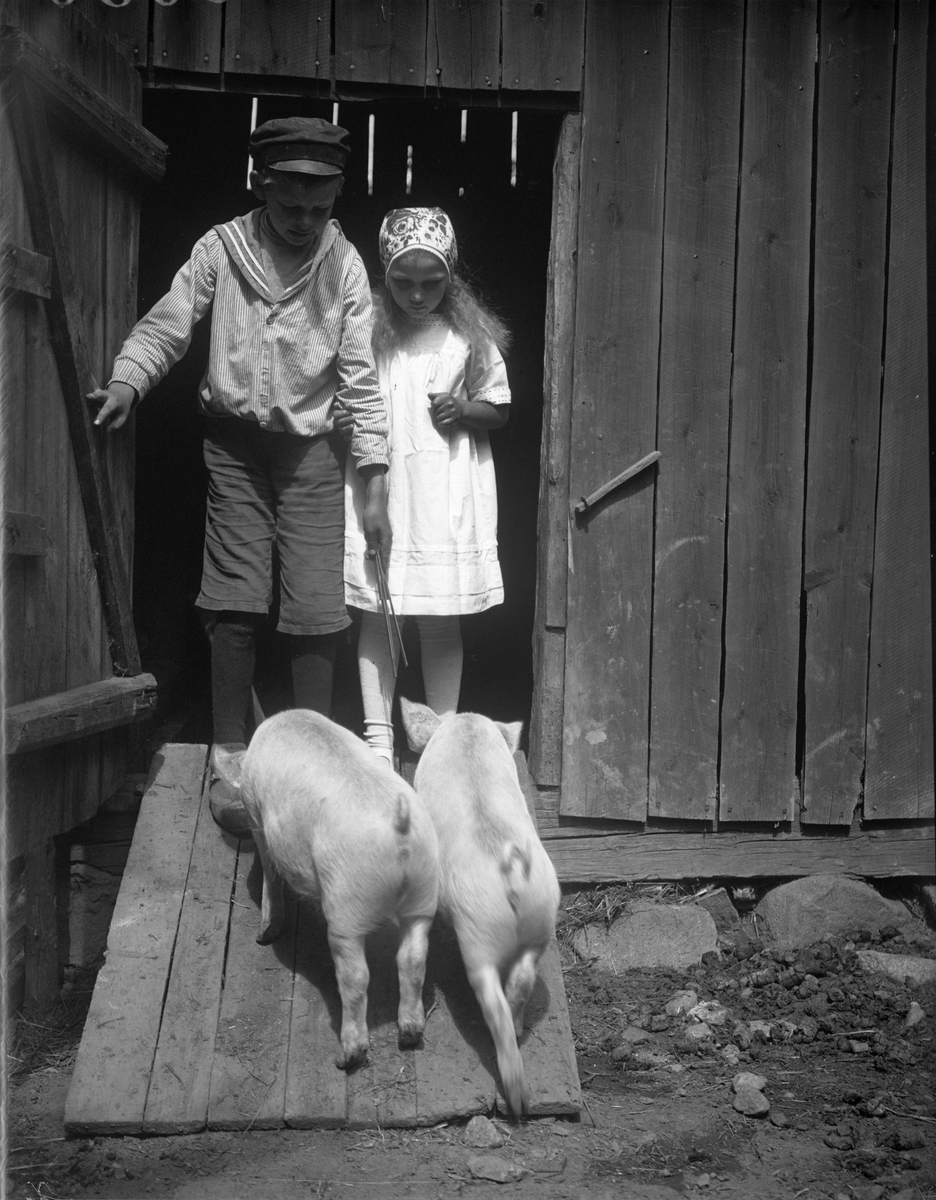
[224,0,330,78]
[427,0,500,90]
[335,0,428,87]
[804,1,893,825]
[719,0,814,823]
[153,0,223,74]
[502,0,585,92]
[5,674,157,754]
[64,744,207,1136]
[649,0,742,822]
[865,0,934,820]
[561,0,667,820]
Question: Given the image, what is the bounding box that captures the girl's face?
[386,250,449,317]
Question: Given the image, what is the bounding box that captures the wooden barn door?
[1,3,164,1006]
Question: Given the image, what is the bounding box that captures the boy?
[91,117,391,834]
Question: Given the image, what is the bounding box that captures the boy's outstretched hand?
[359,465,392,568]
[89,382,137,432]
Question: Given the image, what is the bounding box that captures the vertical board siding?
[224,0,331,78]
[335,0,428,87]
[718,0,815,825]
[865,0,934,820]
[803,1,893,826]
[427,0,501,91]
[529,114,580,787]
[648,0,742,821]
[561,0,667,821]
[153,1,222,74]
[502,0,585,92]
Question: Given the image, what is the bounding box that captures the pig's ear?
[495,720,523,755]
[400,696,440,752]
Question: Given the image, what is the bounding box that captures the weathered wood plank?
[538,826,935,883]
[3,510,50,557]
[224,0,330,78]
[865,0,933,821]
[143,786,233,1134]
[719,0,815,823]
[804,1,893,826]
[335,0,427,87]
[415,923,497,1123]
[649,0,741,822]
[427,0,499,91]
[561,0,667,820]
[502,0,584,92]
[7,78,141,677]
[153,0,223,74]
[73,0,149,69]
[0,243,51,298]
[5,674,157,754]
[0,28,165,182]
[22,839,60,1009]
[284,899,347,1128]
[64,744,207,1136]
[207,845,292,1130]
[530,628,565,788]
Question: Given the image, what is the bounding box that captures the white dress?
[344,316,510,615]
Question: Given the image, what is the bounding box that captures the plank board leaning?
[64,743,208,1135]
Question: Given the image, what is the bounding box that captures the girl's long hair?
[371,273,511,359]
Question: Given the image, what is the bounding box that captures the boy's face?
[386,249,449,318]
[252,170,342,249]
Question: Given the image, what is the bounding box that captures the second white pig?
[237,708,439,1069]
[400,698,561,1116]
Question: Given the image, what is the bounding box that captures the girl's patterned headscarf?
[379,207,458,279]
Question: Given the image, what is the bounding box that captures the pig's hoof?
[335,1044,368,1071]
[398,1023,424,1050]
[256,924,281,945]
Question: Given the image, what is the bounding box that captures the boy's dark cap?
[249,117,350,176]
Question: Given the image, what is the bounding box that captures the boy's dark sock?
[211,610,262,744]
[289,632,339,716]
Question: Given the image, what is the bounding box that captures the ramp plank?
[64,744,207,1135]
[284,900,347,1128]
[207,845,292,1130]
[143,783,235,1133]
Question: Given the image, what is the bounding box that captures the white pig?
[400,698,561,1116]
[236,709,439,1069]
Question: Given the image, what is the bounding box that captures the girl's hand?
[332,399,355,443]
[89,382,137,432]
[428,391,463,428]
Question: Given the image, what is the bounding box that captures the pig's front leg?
[395,914,432,1048]
[328,928,370,1069]
[254,831,285,944]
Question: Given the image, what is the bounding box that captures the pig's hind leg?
[468,962,530,1117]
[395,914,432,1047]
[326,925,371,1069]
[254,830,286,945]
[504,948,541,1039]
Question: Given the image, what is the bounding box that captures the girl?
[344,207,511,763]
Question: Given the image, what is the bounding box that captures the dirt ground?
[6,888,935,1200]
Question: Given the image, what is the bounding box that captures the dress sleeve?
[109,229,221,400]
[465,339,511,407]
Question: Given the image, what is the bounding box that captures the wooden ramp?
[65,743,581,1135]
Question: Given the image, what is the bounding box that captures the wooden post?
[23,839,60,1010]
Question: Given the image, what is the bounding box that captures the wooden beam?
[539,826,935,883]
[0,242,51,298]
[3,510,49,557]
[0,26,166,182]
[5,674,157,755]
[7,78,142,676]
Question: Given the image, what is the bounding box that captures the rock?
[665,989,698,1015]
[749,1020,773,1040]
[695,887,744,934]
[755,876,922,948]
[688,1000,730,1026]
[463,1115,504,1149]
[572,903,718,971]
[732,1071,767,1093]
[720,1044,741,1066]
[467,1155,527,1183]
[856,950,936,988]
[618,1025,653,1046]
[769,1110,788,1128]
[733,1085,770,1116]
[685,1022,713,1042]
[903,1001,926,1029]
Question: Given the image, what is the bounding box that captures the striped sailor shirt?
[110,211,388,470]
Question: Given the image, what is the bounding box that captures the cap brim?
[268,159,343,176]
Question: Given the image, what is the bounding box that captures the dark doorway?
[133,90,561,742]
